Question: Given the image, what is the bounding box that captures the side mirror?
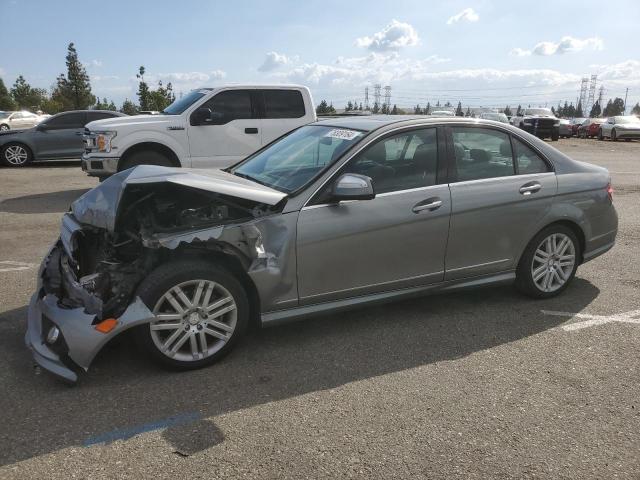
[36,123,48,131]
[192,107,212,125]
[331,173,375,202]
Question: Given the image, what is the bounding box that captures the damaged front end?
[26,165,289,383]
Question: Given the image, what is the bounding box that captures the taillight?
[607,182,614,202]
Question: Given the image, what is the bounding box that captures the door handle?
[412,197,442,213]
[244,127,259,134]
[519,182,542,195]
[75,132,83,135]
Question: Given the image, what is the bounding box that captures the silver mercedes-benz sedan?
[26,116,618,383]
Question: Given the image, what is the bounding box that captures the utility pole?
[624,87,629,114]
[373,84,381,110]
[384,86,391,112]
[364,86,369,111]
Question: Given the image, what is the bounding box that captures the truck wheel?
[119,150,174,171]
[134,260,249,370]
[1,143,32,167]
[551,131,559,141]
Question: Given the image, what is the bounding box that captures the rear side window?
[263,90,305,119]
[451,127,514,181]
[87,112,118,123]
[44,112,85,130]
[513,138,550,174]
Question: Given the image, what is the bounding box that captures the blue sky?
[1,0,638,110]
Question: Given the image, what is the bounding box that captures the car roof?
[312,115,512,133]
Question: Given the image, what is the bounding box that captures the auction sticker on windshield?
[324,129,362,140]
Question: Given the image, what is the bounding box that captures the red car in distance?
[578,118,606,138]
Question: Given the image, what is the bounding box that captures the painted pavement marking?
[541,309,640,331]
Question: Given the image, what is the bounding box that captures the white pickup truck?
[82,85,316,177]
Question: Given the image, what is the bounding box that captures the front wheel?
[515,225,580,299]
[551,132,559,141]
[134,260,249,370]
[598,129,604,140]
[1,143,32,167]
[0,124,9,131]
[611,129,618,141]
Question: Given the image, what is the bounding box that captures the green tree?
[424,102,431,115]
[94,97,117,111]
[589,101,601,118]
[455,101,464,117]
[372,102,380,113]
[345,100,353,111]
[53,43,95,110]
[444,101,452,108]
[503,105,512,116]
[10,76,48,110]
[414,104,422,114]
[391,104,398,115]
[147,80,175,111]
[576,101,584,118]
[603,97,625,117]
[136,66,151,110]
[516,104,522,116]
[0,78,16,110]
[120,99,138,115]
[465,106,471,117]
[631,103,640,115]
[435,100,441,107]
[359,102,363,111]
[381,103,389,114]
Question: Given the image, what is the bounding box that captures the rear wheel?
[0,124,9,131]
[598,129,604,140]
[119,150,174,171]
[515,225,580,299]
[1,143,32,167]
[611,129,618,141]
[134,260,249,370]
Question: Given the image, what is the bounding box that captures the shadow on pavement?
[0,189,89,214]
[0,278,599,464]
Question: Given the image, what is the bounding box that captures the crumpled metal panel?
[71,165,287,231]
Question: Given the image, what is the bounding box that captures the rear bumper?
[81,154,119,177]
[25,243,155,383]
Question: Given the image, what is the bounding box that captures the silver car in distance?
[26,116,618,383]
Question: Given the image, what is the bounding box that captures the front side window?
[263,90,305,118]
[513,138,549,174]
[44,112,85,129]
[233,125,364,193]
[87,112,118,123]
[162,90,207,115]
[339,128,438,194]
[451,127,514,181]
[198,90,253,125]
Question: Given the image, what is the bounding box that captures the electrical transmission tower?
[586,74,597,115]
[597,85,604,107]
[384,86,391,111]
[373,84,381,109]
[578,77,589,111]
[364,87,369,111]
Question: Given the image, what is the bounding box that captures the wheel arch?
[522,219,586,266]
[118,142,181,171]
[1,141,34,163]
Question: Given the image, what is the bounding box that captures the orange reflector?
[95,318,118,333]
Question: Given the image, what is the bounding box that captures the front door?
[188,89,262,168]
[445,126,557,280]
[297,127,451,305]
[34,112,86,159]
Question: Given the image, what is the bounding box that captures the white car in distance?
[0,111,42,131]
[82,85,317,177]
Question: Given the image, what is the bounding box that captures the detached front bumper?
[81,154,119,177]
[25,244,155,383]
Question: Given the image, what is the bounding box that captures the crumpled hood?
[71,165,287,231]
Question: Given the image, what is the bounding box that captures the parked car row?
[559,115,640,141]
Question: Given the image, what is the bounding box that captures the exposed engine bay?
[43,181,284,321]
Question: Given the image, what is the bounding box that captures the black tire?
[515,225,581,299]
[0,124,9,131]
[598,129,603,140]
[611,129,618,141]
[1,142,32,167]
[133,259,249,370]
[119,150,174,172]
[551,132,559,141]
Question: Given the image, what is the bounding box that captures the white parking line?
[542,309,640,331]
[0,260,36,273]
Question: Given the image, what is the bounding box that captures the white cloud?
[355,20,419,52]
[513,36,603,56]
[258,52,295,72]
[91,59,103,67]
[447,8,479,25]
[92,75,120,81]
[210,69,226,80]
[0,67,5,76]
[590,60,640,87]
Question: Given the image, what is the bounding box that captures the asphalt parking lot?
[0,138,639,479]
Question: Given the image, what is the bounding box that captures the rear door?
[188,89,262,168]
[35,112,86,159]
[258,89,308,145]
[444,126,557,280]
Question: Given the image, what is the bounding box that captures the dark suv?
[511,108,560,141]
[0,110,125,167]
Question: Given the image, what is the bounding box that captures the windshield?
[162,90,209,115]
[233,125,365,193]
[615,116,640,124]
[525,108,553,116]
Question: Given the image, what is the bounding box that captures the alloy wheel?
[150,279,237,362]
[0,125,8,131]
[4,145,28,165]
[531,233,576,293]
